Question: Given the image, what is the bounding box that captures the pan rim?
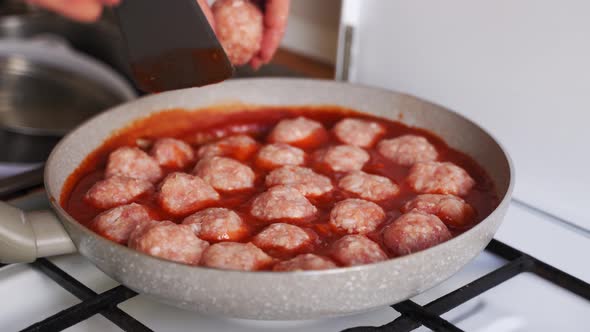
[45,77,515,277]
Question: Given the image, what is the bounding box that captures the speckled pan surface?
[45,78,514,320]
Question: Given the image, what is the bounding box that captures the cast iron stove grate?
[2,239,587,332]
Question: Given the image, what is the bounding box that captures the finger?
[27,0,103,22]
[196,0,216,29]
[258,27,284,63]
[250,57,263,70]
[264,0,290,31]
[99,0,120,6]
[257,0,289,63]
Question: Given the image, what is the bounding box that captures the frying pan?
[0,79,514,320]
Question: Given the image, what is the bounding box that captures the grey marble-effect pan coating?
[45,79,514,320]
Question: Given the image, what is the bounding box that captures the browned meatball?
[197,134,259,161]
[252,223,314,253]
[273,254,337,272]
[265,166,333,197]
[330,235,388,266]
[129,222,210,265]
[256,143,305,169]
[268,117,327,148]
[407,161,476,196]
[402,194,475,228]
[382,212,452,257]
[84,176,153,209]
[333,118,385,148]
[194,156,255,191]
[157,172,219,216]
[250,185,317,222]
[338,171,400,202]
[329,199,386,235]
[200,242,273,271]
[212,0,263,65]
[150,138,195,169]
[182,208,248,242]
[90,203,151,244]
[315,145,370,172]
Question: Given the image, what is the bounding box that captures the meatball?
[129,222,210,265]
[157,172,219,216]
[84,176,153,209]
[407,161,476,196]
[212,0,263,65]
[329,198,386,235]
[273,254,337,272]
[128,219,163,248]
[197,134,258,161]
[250,185,317,222]
[383,212,452,256]
[200,242,273,271]
[193,156,255,191]
[338,171,400,201]
[150,138,195,169]
[265,166,333,197]
[315,145,370,172]
[256,143,305,169]
[377,135,438,166]
[90,203,151,244]
[182,208,248,242]
[402,194,475,228]
[268,116,326,147]
[252,223,314,253]
[105,147,162,183]
[330,235,388,266]
[333,118,385,148]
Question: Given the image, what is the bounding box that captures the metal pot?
[0,36,135,186]
[0,78,514,320]
[0,55,131,136]
[0,12,131,82]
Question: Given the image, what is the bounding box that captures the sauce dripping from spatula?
[115,0,234,93]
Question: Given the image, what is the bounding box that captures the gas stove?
[1,67,588,331]
[3,2,588,329]
[1,191,588,332]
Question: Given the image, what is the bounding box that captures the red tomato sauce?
[61,106,498,263]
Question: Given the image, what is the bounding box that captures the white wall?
[338,0,590,229]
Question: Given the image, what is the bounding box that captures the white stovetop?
[1,192,588,332]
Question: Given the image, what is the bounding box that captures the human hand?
[249,0,290,70]
[25,0,215,25]
[26,0,286,69]
[25,0,120,22]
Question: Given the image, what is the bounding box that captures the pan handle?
[0,166,45,199]
[0,201,76,264]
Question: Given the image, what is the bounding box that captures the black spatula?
[114,0,233,92]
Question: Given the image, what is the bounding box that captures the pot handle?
[0,201,76,264]
[0,166,44,198]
